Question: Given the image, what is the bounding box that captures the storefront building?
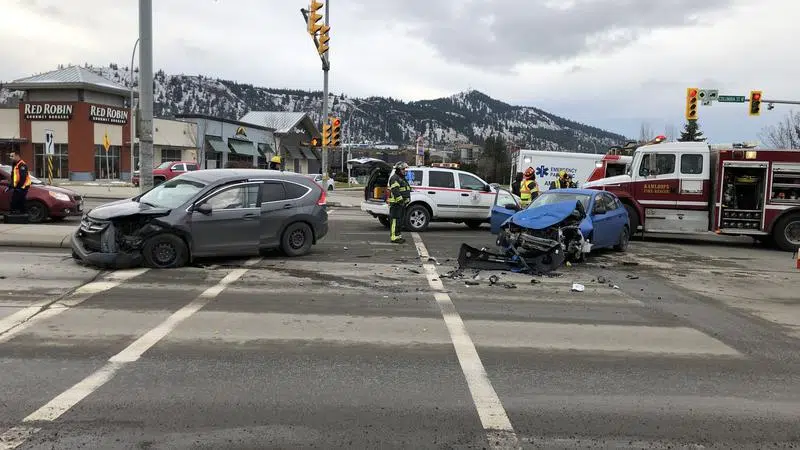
[174,114,276,170]
[1,66,133,181]
[238,111,322,174]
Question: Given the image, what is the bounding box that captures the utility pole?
[138,0,154,192]
[129,38,139,184]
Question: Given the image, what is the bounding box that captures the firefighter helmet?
[394,161,409,170]
[270,155,282,164]
[558,170,566,178]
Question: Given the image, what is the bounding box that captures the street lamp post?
[129,38,140,184]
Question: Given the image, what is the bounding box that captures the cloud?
[347,0,738,70]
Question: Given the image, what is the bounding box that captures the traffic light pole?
[138,0,154,193]
[320,0,330,180]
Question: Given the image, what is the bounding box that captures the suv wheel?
[142,234,188,268]
[405,204,430,232]
[281,222,314,257]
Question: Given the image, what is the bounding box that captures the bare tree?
[639,122,654,143]
[759,110,800,149]
[664,123,677,141]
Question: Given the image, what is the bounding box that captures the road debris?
[626,275,640,280]
[427,256,441,265]
[503,283,517,289]
[530,279,541,284]
[465,280,480,286]
[597,276,607,284]
[406,268,421,274]
[488,275,499,285]
[571,283,585,292]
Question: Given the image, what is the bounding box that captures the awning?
[285,146,303,159]
[299,147,317,160]
[228,139,259,157]
[206,136,228,154]
[257,143,274,156]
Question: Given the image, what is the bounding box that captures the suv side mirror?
[194,203,212,215]
[483,184,491,192]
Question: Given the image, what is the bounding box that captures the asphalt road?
[1,209,799,449]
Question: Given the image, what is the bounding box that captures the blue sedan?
[490,188,631,254]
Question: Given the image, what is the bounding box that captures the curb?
[0,235,73,249]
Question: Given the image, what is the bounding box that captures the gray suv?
[72,169,329,269]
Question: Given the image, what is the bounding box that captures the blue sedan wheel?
[614,226,630,252]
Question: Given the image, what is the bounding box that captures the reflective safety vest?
[388,173,411,205]
[12,159,31,189]
[519,178,539,205]
[552,178,575,189]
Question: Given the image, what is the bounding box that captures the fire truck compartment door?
[644,208,709,233]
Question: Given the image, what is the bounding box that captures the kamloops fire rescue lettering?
[643,184,671,194]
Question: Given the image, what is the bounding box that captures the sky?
[1,0,797,144]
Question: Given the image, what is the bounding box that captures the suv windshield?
[138,177,206,209]
[531,192,591,211]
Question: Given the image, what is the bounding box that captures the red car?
[132,161,200,186]
[0,165,84,223]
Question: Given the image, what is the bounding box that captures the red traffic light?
[752,92,761,101]
[688,89,698,97]
[332,118,341,127]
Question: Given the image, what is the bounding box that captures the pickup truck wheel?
[772,213,800,252]
[26,201,48,223]
[142,234,189,268]
[405,204,431,232]
[378,216,390,228]
[624,204,640,236]
[465,220,483,230]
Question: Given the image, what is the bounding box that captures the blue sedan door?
[589,193,616,248]
[490,188,522,234]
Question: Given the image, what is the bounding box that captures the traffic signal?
[322,123,332,147]
[685,87,699,120]
[317,25,330,56]
[330,117,341,147]
[307,0,324,35]
[749,90,762,116]
[309,137,321,147]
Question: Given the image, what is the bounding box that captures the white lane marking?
[0,426,40,450]
[0,268,149,344]
[411,233,520,450]
[0,258,259,449]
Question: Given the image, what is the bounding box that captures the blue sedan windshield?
[531,192,591,211]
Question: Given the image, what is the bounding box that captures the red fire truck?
[583,139,800,251]
[586,153,632,182]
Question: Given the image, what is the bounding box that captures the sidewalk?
[0,224,74,249]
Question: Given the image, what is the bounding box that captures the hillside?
[1,63,628,151]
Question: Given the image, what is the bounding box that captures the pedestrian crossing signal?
[310,137,321,147]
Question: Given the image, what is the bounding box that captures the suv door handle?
[461,193,470,197]
[283,204,292,209]
[243,213,258,220]
[427,191,436,194]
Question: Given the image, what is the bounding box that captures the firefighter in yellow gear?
[388,162,412,243]
[519,166,540,207]
[269,155,282,170]
[551,170,576,189]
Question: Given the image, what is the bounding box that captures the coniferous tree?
[678,120,705,142]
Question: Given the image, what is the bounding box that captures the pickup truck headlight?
[48,191,71,202]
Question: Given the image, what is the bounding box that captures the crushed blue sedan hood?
[507,200,585,230]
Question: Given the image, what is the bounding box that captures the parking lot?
[1,207,799,449]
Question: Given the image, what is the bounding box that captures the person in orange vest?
[7,152,31,214]
[519,167,540,207]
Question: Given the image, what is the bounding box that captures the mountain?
[1,63,628,151]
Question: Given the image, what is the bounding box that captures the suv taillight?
[317,184,327,205]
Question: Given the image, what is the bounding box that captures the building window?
[95,145,121,179]
[160,148,182,163]
[33,143,69,179]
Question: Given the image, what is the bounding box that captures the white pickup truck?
[350,158,498,232]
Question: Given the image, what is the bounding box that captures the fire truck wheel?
[624,204,640,235]
[773,213,800,252]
